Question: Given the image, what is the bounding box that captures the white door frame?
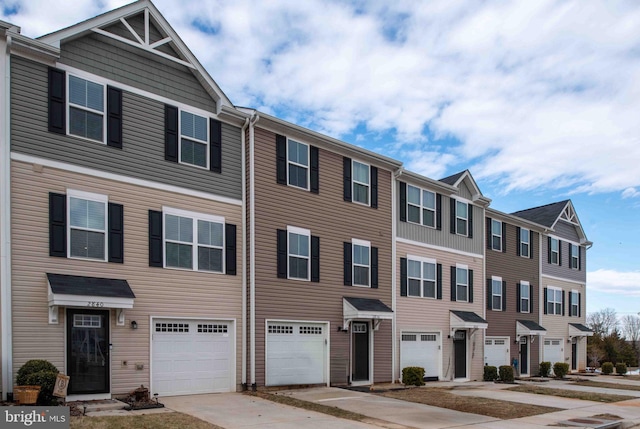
[350,320,373,386]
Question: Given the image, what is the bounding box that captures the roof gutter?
[240,117,249,388]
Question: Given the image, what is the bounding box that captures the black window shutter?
[578,246,582,270]
[578,292,581,317]
[530,284,534,312]
[106,86,123,149]
[468,204,473,238]
[501,223,507,253]
[547,237,552,264]
[49,192,67,257]
[436,194,442,230]
[108,202,124,263]
[516,283,521,312]
[468,270,474,302]
[164,105,179,162]
[210,118,222,173]
[370,166,378,209]
[310,146,319,194]
[311,235,320,282]
[558,240,563,266]
[530,233,534,259]
[543,287,548,314]
[502,281,507,311]
[225,223,237,275]
[516,227,521,257]
[450,266,457,301]
[486,217,492,249]
[371,246,378,288]
[276,134,287,185]
[148,210,163,267]
[486,279,492,310]
[399,182,407,222]
[277,229,287,278]
[400,258,407,296]
[343,242,352,285]
[343,157,352,202]
[48,67,66,134]
[449,198,456,234]
[562,290,566,315]
[436,264,443,299]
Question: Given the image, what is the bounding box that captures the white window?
[287,139,309,189]
[288,226,310,280]
[164,207,224,272]
[570,290,579,317]
[407,185,436,228]
[491,219,502,251]
[456,265,469,302]
[520,281,530,313]
[550,237,559,265]
[352,239,370,286]
[547,286,562,315]
[492,277,502,310]
[407,256,437,298]
[68,75,105,142]
[570,244,579,269]
[68,190,108,261]
[455,200,468,236]
[520,228,530,258]
[352,160,370,205]
[180,110,209,168]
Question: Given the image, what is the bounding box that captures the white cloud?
[588,269,640,297]
[622,188,640,199]
[4,0,640,195]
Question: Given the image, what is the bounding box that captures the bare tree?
[621,315,640,344]
[587,308,618,336]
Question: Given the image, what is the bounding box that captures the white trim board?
[396,237,483,259]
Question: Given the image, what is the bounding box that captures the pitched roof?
[343,297,393,313]
[569,323,593,333]
[439,170,467,186]
[511,200,570,228]
[450,310,487,324]
[47,273,135,298]
[517,319,546,332]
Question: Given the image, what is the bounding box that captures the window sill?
[68,256,108,263]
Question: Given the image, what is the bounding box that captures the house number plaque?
[87,301,104,307]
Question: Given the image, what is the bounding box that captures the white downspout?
[391,167,402,382]
[1,32,12,401]
[240,117,249,389]
[249,113,259,389]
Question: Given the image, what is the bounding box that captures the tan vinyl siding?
[396,242,485,381]
[251,126,394,386]
[10,160,242,393]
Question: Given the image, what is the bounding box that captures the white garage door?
[400,332,440,380]
[484,337,510,368]
[544,339,564,366]
[152,319,233,396]
[266,322,327,386]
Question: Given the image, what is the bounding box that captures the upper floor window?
[491,219,502,251]
[352,239,370,286]
[180,110,208,168]
[288,226,310,280]
[69,75,105,142]
[570,244,579,269]
[352,161,370,205]
[455,200,469,236]
[68,190,107,261]
[287,139,309,190]
[408,257,437,298]
[456,266,469,302]
[491,277,502,310]
[570,290,579,316]
[519,228,530,258]
[550,237,559,265]
[407,185,436,228]
[546,286,562,315]
[520,281,530,313]
[164,208,224,272]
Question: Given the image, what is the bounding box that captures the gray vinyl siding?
[59,32,216,112]
[554,220,580,242]
[10,56,242,200]
[457,181,474,200]
[541,237,587,283]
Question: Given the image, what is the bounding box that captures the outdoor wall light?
[130,321,138,330]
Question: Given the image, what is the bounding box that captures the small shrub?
[553,362,570,379]
[16,360,59,405]
[483,365,498,381]
[616,363,628,375]
[539,361,551,377]
[601,362,614,375]
[402,366,425,386]
[499,365,514,383]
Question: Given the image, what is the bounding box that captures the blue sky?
[2,0,639,316]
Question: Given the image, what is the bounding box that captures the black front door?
[67,309,110,395]
[453,331,467,379]
[520,337,528,375]
[571,341,578,370]
[352,323,369,382]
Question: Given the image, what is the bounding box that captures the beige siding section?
[396,242,485,381]
[252,126,394,386]
[10,160,243,394]
[540,276,588,370]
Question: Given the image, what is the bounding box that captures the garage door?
[152,319,233,396]
[484,337,510,368]
[400,332,440,380]
[266,322,327,386]
[544,339,564,367]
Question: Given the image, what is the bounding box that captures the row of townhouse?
[0,0,592,401]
